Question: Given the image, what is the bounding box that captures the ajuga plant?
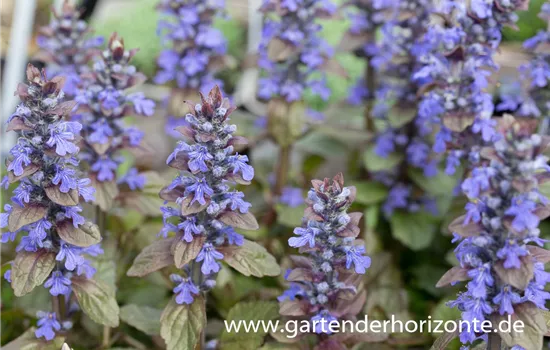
[343,0,394,130]
[498,2,550,130]
[35,0,103,97]
[1,65,119,343]
[258,0,338,214]
[276,174,380,348]
[74,33,155,212]
[415,0,528,174]
[436,116,550,349]
[362,0,442,217]
[127,86,280,349]
[155,0,227,99]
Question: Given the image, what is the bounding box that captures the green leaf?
[117,171,165,216]
[275,204,306,227]
[407,168,461,196]
[56,220,101,247]
[2,328,65,350]
[71,277,120,327]
[11,250,56,297]
[387,107,417,128]
[390,211,437,250]
[363,145,403,172]
[127,238,174,277]
[295,131,349,158]
[160,296,206,350]
[120,304,162,335]
[354,181,388,205]
[219,239,281,277]
[219,301,279,350]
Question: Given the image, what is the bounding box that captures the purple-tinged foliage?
[154,0,227,93]
[35,0,104,97]
[497,2,550,129]
[258,0,336,102]
[75,33,154,201]
[416,0,528,173]
[439,116,550,348]
[154,86,258,304]
[279,174,371,343]
[2,65,102,341]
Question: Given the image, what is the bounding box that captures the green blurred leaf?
[276,204,306,227]
[354,181,388,205]
[295,131,348,158]
[219,301,279,350]
[407,168,461,196]
[363,145,403,172]
[120,304,162,335]
[2,328,65,350]
[390,211,437,250]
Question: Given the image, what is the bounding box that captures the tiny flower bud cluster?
[1,66,102,341]
[498,2,550,122]
[444,117,550,346]
[154,0,227,93]
[258,0,336,102]
[75,33,155,186]
[36,0,103,97]
[415,0,528,174]
[159,86,255,305]
[279,174,371,335]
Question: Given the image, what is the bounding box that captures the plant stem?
[364,32,376,132]
[95,206,110,349]
[191,262,207,349]
[487,333,501,350]
[273,144,291,197]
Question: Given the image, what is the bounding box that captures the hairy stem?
[95,207,110,349]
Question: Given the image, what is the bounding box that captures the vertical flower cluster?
[1,65,101,341]
[415,0,528,174]
[258,0,336,102]
[75,34,155,197]
[154,0,227,93]
[439,116,550,348]
[498,2,550,123]
[35,0,103,97]
[158,86,257,304]
[279,174,371,340]
[344,0,395,105]
[366,0,441,216]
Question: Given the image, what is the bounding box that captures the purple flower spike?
[147,87,264,307]
[444,118,550,346]
[2,65,104,340]
[259,0,335,102]
[279,174,370,338]
[76,33,155,189]
[35,1,103,97]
